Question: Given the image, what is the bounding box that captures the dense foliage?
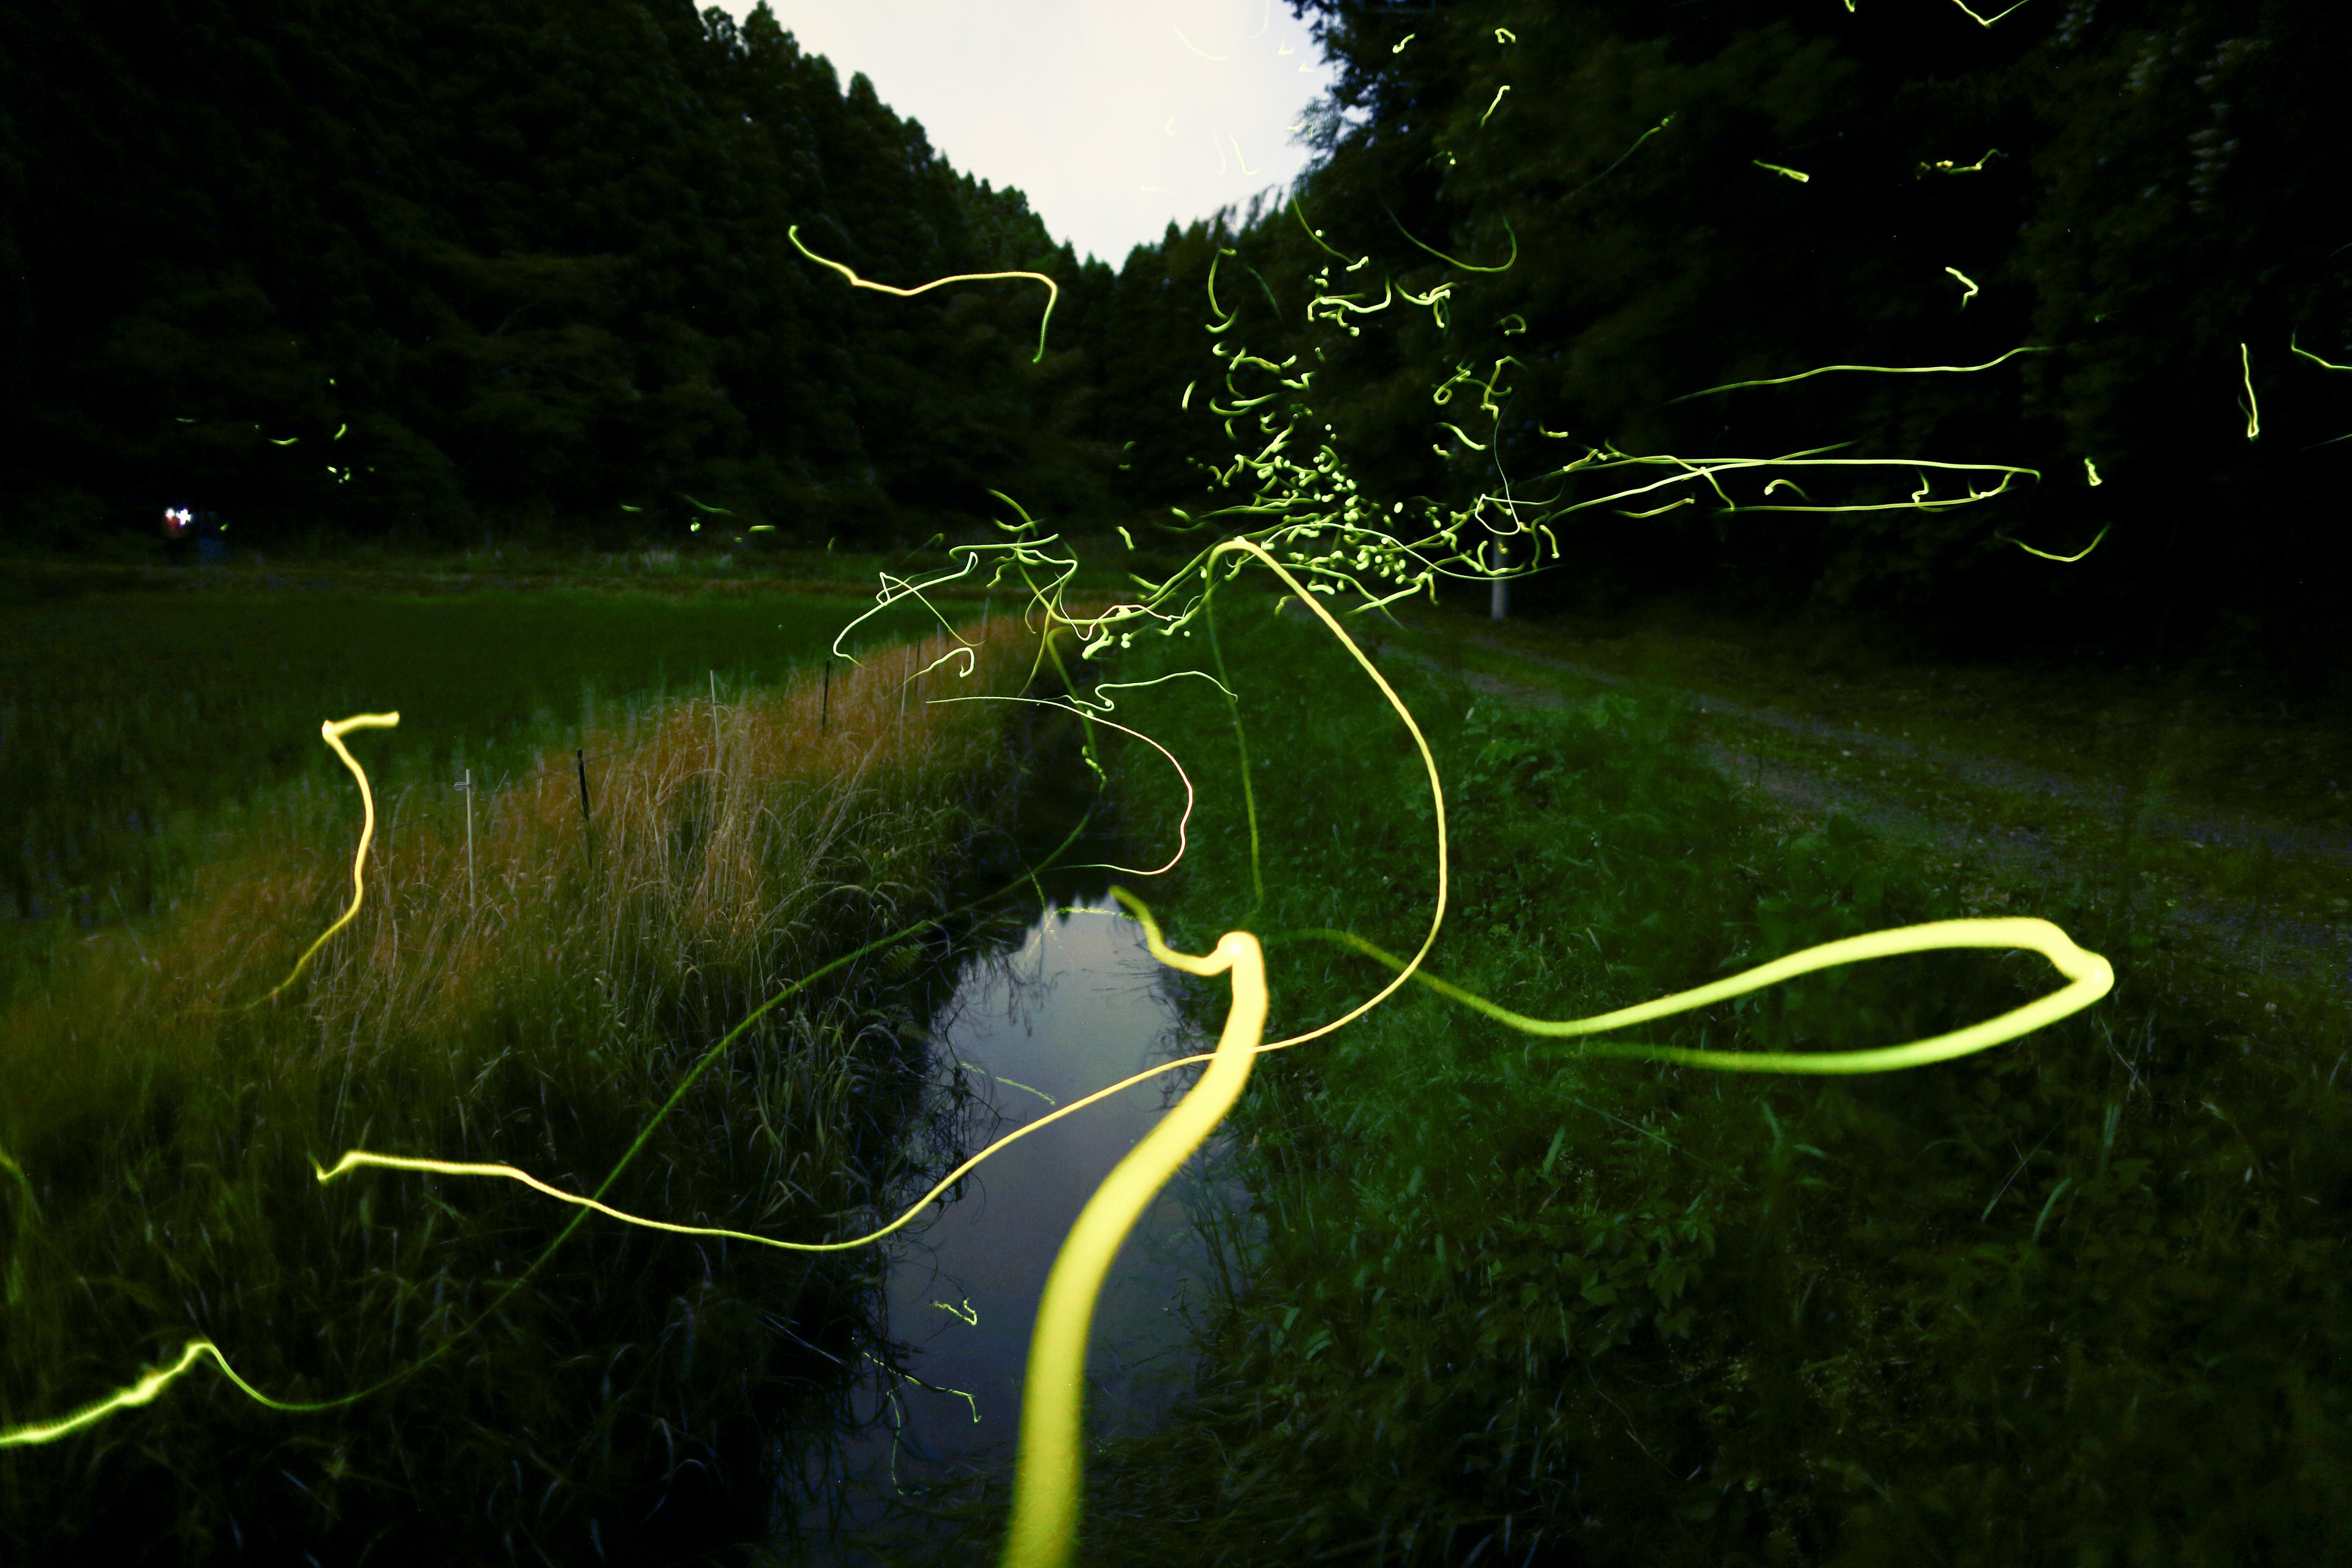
[0,1,1120,549]
[1096,0,2352,677]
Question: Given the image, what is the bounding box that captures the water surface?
[799,894,1247,1562]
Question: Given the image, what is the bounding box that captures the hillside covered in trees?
[6,1,2349,676]
[0,0,1122,550]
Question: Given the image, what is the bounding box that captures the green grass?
[1407,599,2351,1033]
[0,578,973,1004]
[0,605,1052,1563]
[898,592,2352,1566]
[1453,595,2352,832]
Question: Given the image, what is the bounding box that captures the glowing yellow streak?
[0,1340,300,1448]
[787,224,1059,363]
[1509,453,2034,524]
[269,435,299,445]
[1399,280,1455,313]
[2240,342,2261,439]
[0,1143,35,1217]
[1499,313,1528,335]
[1945,266,1979,307]
[1206,246,1235,322]
[946,697,1196,878]
[1384,206,1518,273]
[1393,32,1415,54]
[1561,115,1676,205]
[314,1150,875,1248]
[1494,27,1516,43]
[2005,522,2110,563]
[2290,331,2352,372]
[1730,472,2029,514]
[18,743,1128,1452]
[1001,903,1267,1568]
[1948,0,2037,23]
[253,712,399,1005]
[1439,423,1488,451]
[826,559,994,665]
[1753,160,1810,183]
[1307,279,1396,322]
[1919,149,2002,176]
[1619,497,1693,518]
[1480,85,1510,126]
[1670,344,2045,402]
[1210,538,1447,1052]
[317,1033,1253,1264]
[1300,919,2109,1074]
[1171,25,1226,61]
[935,1298,979,1325]
[1233,351,1298,374]
[1231,137,1264,177]
[993,538,2110,1564]
[985,1074,1057,1107]
[1182,380,1195,409]
[2085,457,2103,486]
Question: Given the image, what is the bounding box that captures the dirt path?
[1372,611,2352,1005]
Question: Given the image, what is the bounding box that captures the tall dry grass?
[0,618,1052,1564]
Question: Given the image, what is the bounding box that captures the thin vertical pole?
[709,669,722,767]
[575,749,591,827]
[462,767,475,913]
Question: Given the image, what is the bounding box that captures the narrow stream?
[794,892,1250,1563]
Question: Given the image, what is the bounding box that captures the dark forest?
[7,1,2351,678]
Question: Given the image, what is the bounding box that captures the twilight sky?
[721,1,1342,268]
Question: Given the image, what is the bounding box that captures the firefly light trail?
[7,110,2124,1568]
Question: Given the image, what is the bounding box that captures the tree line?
[0,0,1120,551]
[6,1,2346,674]
[1097,0,2352,675]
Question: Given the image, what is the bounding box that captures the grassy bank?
[0,619,1049,1562]
[0,578,978,1004]
[918,590,2350,1565]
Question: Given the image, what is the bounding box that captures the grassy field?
[1402,598,2352,1025]
[897,589,2350,1566]
[0,580,1063,1562]
[0,571,986,1004]
[15,565,2346,1564]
